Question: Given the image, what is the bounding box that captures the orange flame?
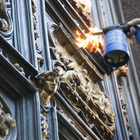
[75,27,104,54]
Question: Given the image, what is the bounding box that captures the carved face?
[43,75,58,93]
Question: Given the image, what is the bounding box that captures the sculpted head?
[36,70,59,94]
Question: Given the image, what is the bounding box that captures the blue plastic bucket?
[136,25,140,43]
[103,29,130,67]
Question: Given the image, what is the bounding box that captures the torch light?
[90,19,140,68]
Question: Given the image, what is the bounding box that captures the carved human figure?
[56,51,76,71]
[91,90,105,112]
[35,70,59,104]
[79,69,92,99]
[54,60,66,76]
[55,50,116,137]
[62,70,81,89]
[91,89,115,131]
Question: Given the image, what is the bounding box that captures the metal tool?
[91,23,131,36]
[91,18,140,40]
[90,18,140,68]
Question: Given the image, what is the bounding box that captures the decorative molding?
[11,0,37,67]
[110,71,130,139]
[0,35,38,78]
[0,62,42,140]
[67,0,93,27]
[120,41,140,140]
[0,48,36,98]
[0,36,41,140]
[57,111,87,140]
[54,92,101,139]
[35,0,52,71]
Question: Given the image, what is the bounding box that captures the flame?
[75,27,104,54]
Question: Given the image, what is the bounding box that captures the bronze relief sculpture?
[54,51,116,138]
[34,70,59,139]
[35,70,59,105]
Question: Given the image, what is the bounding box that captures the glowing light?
[75,27,104,54]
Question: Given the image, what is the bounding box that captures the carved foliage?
[40,107,49,139]
[0,0,13,38]
[31,0,44,70]
[0,0,10,31]
[0,102,16,139]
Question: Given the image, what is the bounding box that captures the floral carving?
[0,102,16,139]
[0,0,11,31]
[40,107,49,139]
[31,0,44,70]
